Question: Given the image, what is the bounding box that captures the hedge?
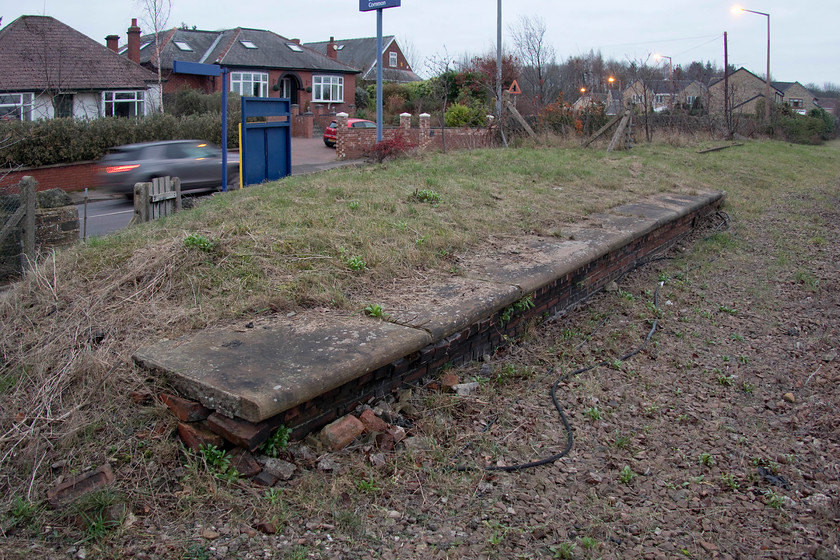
[0,111,241,168]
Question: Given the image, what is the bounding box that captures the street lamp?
[734,6,771,123]
[654,53,673,109]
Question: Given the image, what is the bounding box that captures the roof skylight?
[285,43,303,52]
[174,41,193,51]
[240,40,258,49]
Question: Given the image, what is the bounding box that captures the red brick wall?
[2,162,101,193]
[336,113,498,160]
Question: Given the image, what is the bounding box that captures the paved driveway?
[291,137,360,176]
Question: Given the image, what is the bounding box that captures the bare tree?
[509,15,557,109]
[626,56,657,142]
[137,0,172,112]
[398,37,423,78]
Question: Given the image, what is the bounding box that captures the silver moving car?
[98,140,240,196]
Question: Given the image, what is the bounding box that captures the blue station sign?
[359,0,400,11]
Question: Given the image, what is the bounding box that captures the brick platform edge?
[142,191,725,452]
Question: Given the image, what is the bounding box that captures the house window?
[104,90,145,117]
[312,75,344,103]
[230,72,269,97]
[174,41,193,51]
[655,94,666,104]
[0,93,34,121]
[686,95,697,106]
[389,52,397,68]
[632,94,643,104]
[789,98,804,108]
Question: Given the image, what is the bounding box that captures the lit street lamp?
[734,6,771,123]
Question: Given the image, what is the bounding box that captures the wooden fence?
[131,177,182,224]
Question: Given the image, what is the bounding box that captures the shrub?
[366,133,416,163]
[444,103,487,127]
[774,113,830,144]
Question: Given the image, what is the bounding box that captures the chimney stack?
[327,36,337,60]
[105,34,120,52]
[127,18,141,63]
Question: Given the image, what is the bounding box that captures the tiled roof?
[0,15,158,92]
[138,27,358,74]
[305,36,421,82]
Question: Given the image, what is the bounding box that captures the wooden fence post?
[133,182,150,224]
[20,176,36,270]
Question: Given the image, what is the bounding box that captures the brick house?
[304,36,421,84]
[0,15,159,121]
[110,22,360,114]
[708,67,783,117]
[771,81,820,114]
[674,81,708,112]
[622,80,655,112]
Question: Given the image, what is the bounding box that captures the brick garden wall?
[2,162,100,193]
[335,112,498,160]
[199,201,720,451]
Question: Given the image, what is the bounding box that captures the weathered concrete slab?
[134,312,432,423]
[459,191,723,293]
[458,237,596,295]
[372,275,522,340]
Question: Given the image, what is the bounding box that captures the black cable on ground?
[455,282,663,473]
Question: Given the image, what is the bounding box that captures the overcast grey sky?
[3,0,837,88]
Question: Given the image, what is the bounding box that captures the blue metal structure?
[240,97,291,186]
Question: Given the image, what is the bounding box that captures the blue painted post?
[376,9,383,142]
[221,69,229,192]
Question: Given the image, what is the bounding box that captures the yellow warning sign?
[508,80,521,95]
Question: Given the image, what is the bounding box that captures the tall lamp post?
[654,53,673,109]
[734,6,771,123]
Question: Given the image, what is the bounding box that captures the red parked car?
[323,118,376,147]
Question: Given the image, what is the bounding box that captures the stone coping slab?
[370,275,522,341]
[134,312,432,422]
[134,189,725,424]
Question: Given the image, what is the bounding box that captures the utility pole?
[724,32,731,138]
